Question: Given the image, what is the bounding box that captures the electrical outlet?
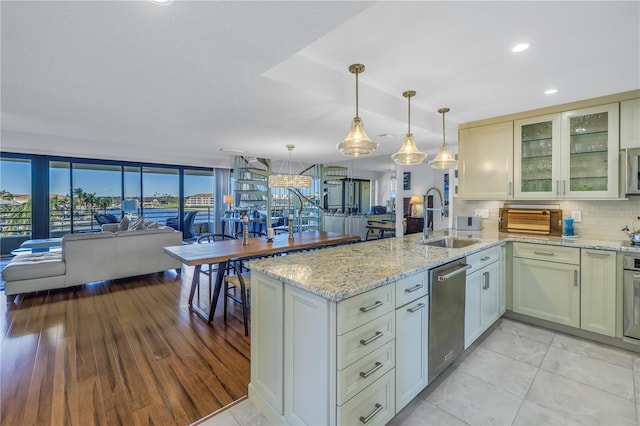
[571,210,582,222]
[474,208,489,219]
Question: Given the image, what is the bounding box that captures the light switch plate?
[571,210,582,222]
[474,208,489,219]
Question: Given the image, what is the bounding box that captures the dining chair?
[223,260,251,336]
[196,233,236,300]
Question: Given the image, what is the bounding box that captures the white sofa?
[2,224,183,301]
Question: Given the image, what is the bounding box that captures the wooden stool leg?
[239,278,249,336]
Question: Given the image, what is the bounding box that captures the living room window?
[0,157,32,248]
[0,152,219,255]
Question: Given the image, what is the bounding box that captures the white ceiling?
[2,1,639,171]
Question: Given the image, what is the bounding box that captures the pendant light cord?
[355,70,359,118]
[407,95,411,134]
[441,110,447,146]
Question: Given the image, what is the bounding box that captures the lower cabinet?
[465,260,501,348]
[580,249,617,337]
[512,243,580,328]
[250,270,429,425]
[395,295,428,411]
[465,245,503,349]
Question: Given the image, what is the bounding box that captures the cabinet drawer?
[337,340,395,405]
[337,311,395,370]
[337,284,395,335]
[337,369,395,426]
[467,245,501,272]
[395,272,428,308]
[513,242,579,264]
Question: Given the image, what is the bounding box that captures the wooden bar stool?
[223,261,251,336]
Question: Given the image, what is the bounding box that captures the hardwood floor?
[0,266,250,426]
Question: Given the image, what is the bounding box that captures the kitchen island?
[247,231,640,425]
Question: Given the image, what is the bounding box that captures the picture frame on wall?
[403,172,411,190]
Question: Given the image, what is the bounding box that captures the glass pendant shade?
[268,144,312,188]
[392,90,427,165]
[338,64,377,157]
[430,143,458,169]
[430,107,459,169]
[392,133,427,165]
[337,117,378,157]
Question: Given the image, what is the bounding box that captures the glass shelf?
[521,154,553,160]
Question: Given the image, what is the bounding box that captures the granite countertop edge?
[248,230,640,302]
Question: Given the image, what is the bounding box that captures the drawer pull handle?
[359,361,383,378]
[360,331,383,346]
[360,403,383,424]
[404,284,423,293]
[407,303,425,313]
[574,270,579,287]
[360,301,384,312]
[533,251,555,256]
[480,256,491,261]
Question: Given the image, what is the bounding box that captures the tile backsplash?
[453,198,640,241]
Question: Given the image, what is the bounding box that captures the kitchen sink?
[418,237,480,248]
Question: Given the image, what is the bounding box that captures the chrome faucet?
[423,186,448,239]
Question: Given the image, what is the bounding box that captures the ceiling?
[2,1,639,171]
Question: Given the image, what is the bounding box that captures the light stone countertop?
[248,230,640,302]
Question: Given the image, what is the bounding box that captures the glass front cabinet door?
[515,103,619,200]
[514,114,562,199]
[562,103,619,199]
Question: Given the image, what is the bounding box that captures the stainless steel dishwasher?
[429,258,471,383]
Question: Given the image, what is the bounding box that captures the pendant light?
[392,90,427,165]
[268,144,312,188]
[337,64,378,157]
[430,107,458,169]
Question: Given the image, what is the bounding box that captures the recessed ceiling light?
[544,89,558,95]
[511,43,530,53]
[148,0,173,5]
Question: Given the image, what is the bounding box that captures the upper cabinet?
[562,103,619,198]
[514,114,562,199]
[621,98,640,149]
[458,121,513,200]
[514,103,620,199]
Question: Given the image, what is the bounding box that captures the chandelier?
[392,90,427,165]
[337,64,378,157]
[268,144,312,188]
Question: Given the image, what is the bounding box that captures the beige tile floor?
[198,318,640,426]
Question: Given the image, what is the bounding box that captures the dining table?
[163,231,361,323]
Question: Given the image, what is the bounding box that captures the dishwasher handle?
[436,263,472,282]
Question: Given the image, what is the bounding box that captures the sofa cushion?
[118,216,130,231]
[128,217,145,230]
[2,252,65,281]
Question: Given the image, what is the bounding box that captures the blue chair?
[166,211,198,240]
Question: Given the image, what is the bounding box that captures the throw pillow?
[128,217,144,231]
[144,221,160,229]
[118,216,130,231]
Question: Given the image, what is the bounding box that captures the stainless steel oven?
[623,254,640,341]
[625,148,640,196]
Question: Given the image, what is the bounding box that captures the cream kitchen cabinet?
[251,270,432,426]
[621,98,640,149]
[562,103,619,198]
[458,121,514,200]
[514,114,562,199]
[465,245,502,349]
[580,249,617,337]
[514,103,620,199]
[395,272,428,412]
[512,243,580,328]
